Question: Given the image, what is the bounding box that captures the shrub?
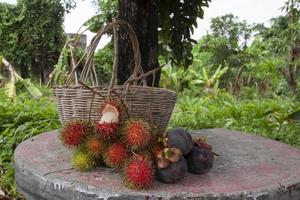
[169,92,300,148]
[0,88,60,197]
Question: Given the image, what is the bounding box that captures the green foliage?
[0,0,67,83]
[48,35,87,86]
[158,0,210,67]
[84,0,118,32]
[1,56,43,99]
[61,0,77,13]
[190,13,300,94]
[0,88,60,198]
[255,16,290,54]
[161,12,300,148]
[1,2,300,198]
[254,1,300,94]
[51,41,70,85]
[87,0,211,68]
[49,39,113,86]
[169,92,300,148]
[195,14,253,69]
[94,42,113,85]
[159,66,188,92]
[210,14,253,49]
[160,62,228,96]
[191,65,228,95]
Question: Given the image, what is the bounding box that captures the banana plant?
[47,27,88,87]
[160,66,187,92]
[263,107,300,132]
[0,56,42,99]
[192,65,228,95]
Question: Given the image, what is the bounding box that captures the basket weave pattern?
[54,85,176,130]
[53,20,177,131]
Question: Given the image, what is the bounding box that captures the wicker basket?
[53,20,177,131]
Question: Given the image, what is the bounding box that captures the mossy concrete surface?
[14,129,300,200]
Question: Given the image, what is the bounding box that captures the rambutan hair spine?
[121,118,155,151]
[96,100,124,141]
[122,154,155,189]
[103,142,129,168]
[83,135,106,159]
[71,150,96,172]
[60,119,95,148]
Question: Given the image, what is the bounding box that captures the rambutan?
[123,154,154,189]
[71,150,95,172]
[104,142,128,168]
[60,119,93,148]
[97,101,122,140]
[99,100,122,122]
[96,122,119,140]
[122,119,153,150]
[84,136,105,157]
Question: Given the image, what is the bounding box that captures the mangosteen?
[167,128,193,156]
[186,145,214,174]
[156,157,187,184]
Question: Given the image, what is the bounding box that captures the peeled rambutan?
[72,150,95,172]
[84,136,105,157]
[123,155,154,189]
[122,119,153,150]
[97,101,122,140]
[99,100,122,122]
[104,142,128,168]
[60,119,93,148]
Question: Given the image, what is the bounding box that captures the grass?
[0,89,60,198]
[169,91,300,147]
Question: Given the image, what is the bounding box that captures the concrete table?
[14,129,300,200]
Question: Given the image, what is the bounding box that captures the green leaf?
[192,80,204,85]
[202,67,208,81]
[21,79,43,98]
[4,80,16,99]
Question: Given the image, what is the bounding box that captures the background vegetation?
[0,0,300,199]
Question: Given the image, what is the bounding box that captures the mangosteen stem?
[213,152,220,156]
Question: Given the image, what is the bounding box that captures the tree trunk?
[117,0,160,87]
[286,54,297,95]
[286,0,298,95]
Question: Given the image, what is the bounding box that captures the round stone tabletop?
[14,129,300,200]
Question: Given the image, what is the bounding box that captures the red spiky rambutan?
[122,119,153,150]
[85,136,105,157]
[60,119,92,148]
[123,155,154,189]
[97,101,122,140]
[104,142,128,168]
[96,122,119,140]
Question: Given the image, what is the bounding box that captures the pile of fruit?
[60,100,215,189]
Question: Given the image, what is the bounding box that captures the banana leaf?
[4,80,16,99]
[21,79,43,98]
[0,57,43,99]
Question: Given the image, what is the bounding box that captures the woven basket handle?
[66,20,146,87]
